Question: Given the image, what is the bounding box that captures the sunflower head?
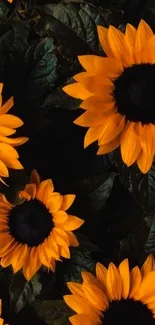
[0,170,84,281]
[64,254,155,325]
[0,83,28,184]
[63,20,155,174]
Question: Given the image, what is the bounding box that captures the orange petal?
[0,158,23,170]
[23,184,37,200]
[134,271,155,300]
[97,136,120,155]
[46,236,60,260]
[12,244,28,273]
[107,263,122,300]
[78,55,123,77]
[23,247,41,281]
[83,282,109,311]
[98,113,125,146]
[137,124,155,173]
[53,210,68,224]
[60,194,76,211]
[67,231,79,247]
[0,96,14,114]
[135,20,153,63]
[74,75,113,97]
[67,282,84,297]
[0,126,16,136]
[82,271,101,287]
[118,259,130,299]
[129,266,141,298]
[84,126,105,148]
[0,160,8,177]
[0,114,23,128]
[46,193,63,213]
[64,295,94,314]
[80,96,115,112]
[69,313,100,325]
[1,250,13,267]
[96,262,107,288]
[0,143,19,159]
[0,136,29,147]
[59,244,70,258]
[39,243,51,268]
[97,25,114,57]
[37,179,54,203]
[74,111,108,128]
[121,122,141,166]
[52,227,70,246]
[63,83,92,100]
[30,169,40,186]
[141,255,155,276]
[125,24,136,58]
[108,26,133,66]
[59,215,84,231]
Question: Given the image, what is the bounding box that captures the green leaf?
[144,211,155,254]
[114,150,155,212]
[9,272,42,313]
[33,300,72,325]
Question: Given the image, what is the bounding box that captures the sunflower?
[0,170,84,281]
[64,255,155,325]
[63,20,155,174]
[0,299,8,325]
[0,83,28,184]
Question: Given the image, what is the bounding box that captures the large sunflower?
[0,83,28,184]
[63,20,155,174]
[0,170,84,281]
[64,255,155,325]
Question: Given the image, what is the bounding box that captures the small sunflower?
[63,20,155,174]
[64,255,155,325]
[0,299,8,325]
[0,170,84,281]
[0,83,28,184]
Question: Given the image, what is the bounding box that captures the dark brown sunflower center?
[9,199,54,247]
[114,63,155,124]
[102,298,154,325]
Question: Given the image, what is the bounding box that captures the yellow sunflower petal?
[97,25,114,57]
[67,231,79,247]
[60,194,76,211]
[64,295,94,314]
[1,250,13,267]
[83,282,109,311]
[118,259,130,299]
[30,169,40,186]
[78,55,123,77]
[0,83,3,93]
[107,263,122,300]
[53,210,68,224]
[59,245,70,258]
[0,160,8,177]
[74,75,113,97]
[37,179,54,203]
[47,236,60,260]
[0,136,28,147]
[0,96,14,114]
[108,26,133,65]
[0,126,16,136]
[12,244,28,273]
[134,271,155,300]
[39,243,51,268]
[97,137,120,155]
[74,111,107,128]
[125,24,136,57]
[0,158,23,170]
[121,122,141,167]
[63,83,92,100]
[69,313,100,325]
[82,271,101,287]
[0,143,19,159]
[0,319,3,325]
[59,215,84,231]
[84,125,106,148]
[0,114,23,128]
[80,96,114,112]
[46,193,63,214]
[135,19,153,63]
[52,227,70,246]
[23,247,41,281]
[96,262,107,288]
[21,184,37,200]
[141,255,155,276]
[98,113,125,146]
[129,266,142,298]
[137,124,155,173]
[67,282,84,297]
